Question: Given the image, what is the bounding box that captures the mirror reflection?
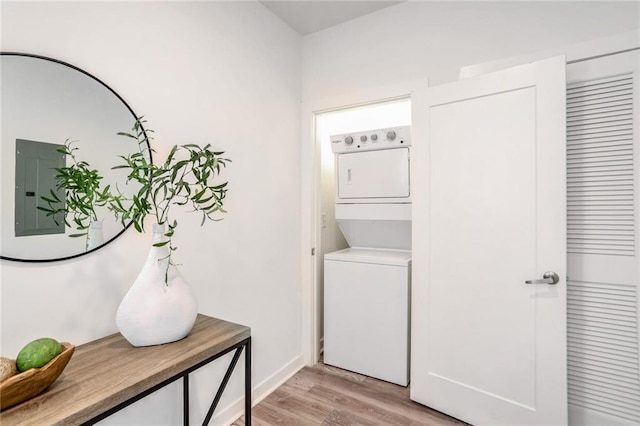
[1,53,149,261]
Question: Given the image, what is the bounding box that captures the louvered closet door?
[566,49,640,426]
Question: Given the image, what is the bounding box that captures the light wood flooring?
[232,362,467,425]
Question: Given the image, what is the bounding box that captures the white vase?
[116,223,198,347]
[86,220,104,251]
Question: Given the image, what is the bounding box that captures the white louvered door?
[566,50,640,425]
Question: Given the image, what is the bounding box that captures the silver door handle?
[525,271,559,285]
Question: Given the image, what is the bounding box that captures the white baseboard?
[213,354,305,426]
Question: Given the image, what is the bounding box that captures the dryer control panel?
[331,126,411,153]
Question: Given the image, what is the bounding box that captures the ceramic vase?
[86,220,104,251]
[116,223,198,347]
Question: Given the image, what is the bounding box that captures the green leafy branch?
[111,118,230,279]
[38,139,112,247]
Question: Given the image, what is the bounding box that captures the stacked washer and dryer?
[324,126,411,386]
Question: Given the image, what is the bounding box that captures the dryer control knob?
[345,136,354,145]
[360,135,368,142]
[371,134,378,141]
[387,131,397,140]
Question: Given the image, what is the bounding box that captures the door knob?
[525,271,559,285]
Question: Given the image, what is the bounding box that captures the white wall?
[0,2,302,424]
[302,1,640,101]
[3,0,639,422]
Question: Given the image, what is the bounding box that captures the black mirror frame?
[0,52,152,263]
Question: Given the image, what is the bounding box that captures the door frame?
[300,78,429,366]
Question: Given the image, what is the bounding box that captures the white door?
[411,55,567,425]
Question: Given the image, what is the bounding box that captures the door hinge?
[311,248,316,256]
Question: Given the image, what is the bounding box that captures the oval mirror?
[1,53,150,262]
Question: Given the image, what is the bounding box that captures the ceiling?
[260,1,404,35]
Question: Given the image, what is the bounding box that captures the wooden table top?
[1,314,251,425]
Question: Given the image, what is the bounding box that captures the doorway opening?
[314,98,411,359]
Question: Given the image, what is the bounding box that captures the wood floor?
[232,362,467,425]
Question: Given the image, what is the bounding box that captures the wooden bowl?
[0,342,75,410]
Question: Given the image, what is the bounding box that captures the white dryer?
[324,126,412,386]
[331,125,412,250]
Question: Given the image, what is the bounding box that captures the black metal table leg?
[184,374,189,426]
[245,338,251,426]
[201,346,245,425]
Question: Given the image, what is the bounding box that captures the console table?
[1,314,251,425]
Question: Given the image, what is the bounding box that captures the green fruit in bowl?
[16,338,62,372]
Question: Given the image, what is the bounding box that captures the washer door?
[324,258,410,386]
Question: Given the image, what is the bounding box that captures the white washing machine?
[324,126,412,386]
[324,247,411,386]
